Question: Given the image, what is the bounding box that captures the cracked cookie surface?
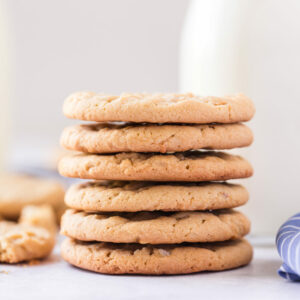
[65,181,249,212]
[58,151,253,181]
[61,209,250,244]
[61,238,253,274]
[61,123,253,153]
[0,205,56,263]
[63,92,255,123]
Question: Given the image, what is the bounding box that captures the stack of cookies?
[59,92,255,275]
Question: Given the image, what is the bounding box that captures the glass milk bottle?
[0,3,11,171]
[180,0,300,235]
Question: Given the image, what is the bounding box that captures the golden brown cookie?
[60,123,253,153]
[61,209,250,244]
[58,152,253,181]
[61,238,253,274]
[0,205,56,263]
[0,174,65,220]
[63,92,255,124]
[65,181,249,212]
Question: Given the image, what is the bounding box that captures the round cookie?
[0,174,65,220]
[61,209,250,244]
[61,123,253,153]
[65,181,249,212]
[61,238,253,275]
[63,92,255,124]
[58,151,253,181]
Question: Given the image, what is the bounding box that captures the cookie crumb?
[20,259,41,267]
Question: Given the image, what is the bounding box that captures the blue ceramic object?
[276,212,300,281]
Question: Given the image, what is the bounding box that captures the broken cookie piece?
[0,205,56,263]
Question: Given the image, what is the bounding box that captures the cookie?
[65,181,248,212]
[58,151,253,181]
[60,123,253,153]
[63,92,255,124]
[61,209,250,244]
[0,174,65,220]
[61,238,253,274]
[0,205,56,263]
[19,205,57,234]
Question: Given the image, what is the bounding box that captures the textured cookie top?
[0,174,65,219]
[63,92,255,123]
[61,209,250,244]
[65,181,249,212]
[0,205,56,263]
[61,238,253,274]
[58,151,253,181]
[61,123,253,153]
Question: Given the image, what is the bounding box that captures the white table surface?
[0,236,299,300]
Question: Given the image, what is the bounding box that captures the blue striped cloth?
[276,212,300,281]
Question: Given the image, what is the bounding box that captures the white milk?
[0,3,11,171]
[180,0,300,235]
